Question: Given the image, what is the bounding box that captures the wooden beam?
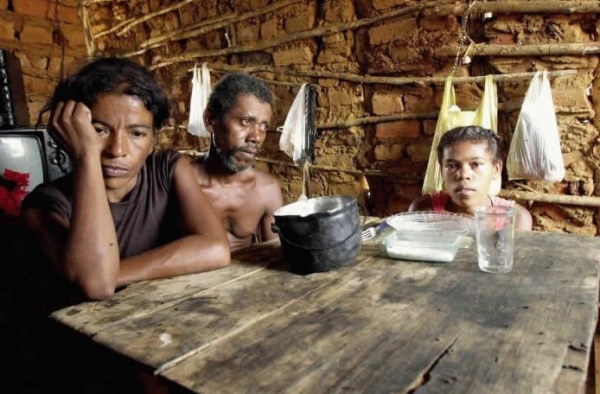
[316,103,590,130]
[93,0,197,39]
[122,0,302,58]
[78,2,95,56]
[424,1,600,17]
[205,65,577,87]
[148,0,459,70]
[435,42,600,58]
[498,189,600,207]
[258,158,600,208]
[0,38,87,58]
[254,159,600,208]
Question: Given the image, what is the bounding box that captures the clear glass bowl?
[384,229,462,263]
[386,211,475,234]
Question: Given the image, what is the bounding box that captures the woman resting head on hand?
[21,57,230,300]
[409,126,532,231]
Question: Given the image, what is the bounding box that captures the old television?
[0,127,72,192]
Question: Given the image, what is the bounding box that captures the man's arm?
[117,158,230,285]
[259,174,284,242]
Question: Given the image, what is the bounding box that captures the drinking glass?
[474,206,516,273]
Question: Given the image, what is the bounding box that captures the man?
[193,73,284,251]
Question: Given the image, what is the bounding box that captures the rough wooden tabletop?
[51,230,600,394]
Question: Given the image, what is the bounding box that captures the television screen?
[0,134,45,192]
[0,128,72,192]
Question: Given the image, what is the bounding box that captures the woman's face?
[441,140,501,211]
[91,93,154,202]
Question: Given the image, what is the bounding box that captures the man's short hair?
[207,73,273,119]
[437,126,503,165]
[41,57,171,131]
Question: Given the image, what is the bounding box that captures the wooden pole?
[78,3,95,57]
[94,0,197,39]
[149,0,458,70]
[435,42,600,58]
[255,158,600,208]
[424,1,600,17]
[316,103,590,130]
[498,189,600,208]
[204,65,577,87]
[123,0,303,57]
[152,38,600,72]
[255,157,422,181]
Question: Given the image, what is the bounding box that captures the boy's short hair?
[437,126,502,165]
[207,73,273,119]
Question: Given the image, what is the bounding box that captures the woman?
[21,57,230,300]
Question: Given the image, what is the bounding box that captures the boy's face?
[207,93,272,173]
[441,140,501,210]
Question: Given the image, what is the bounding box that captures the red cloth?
[0,169,30,217]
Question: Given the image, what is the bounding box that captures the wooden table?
[51,227,600,393]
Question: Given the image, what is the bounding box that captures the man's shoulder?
[254,169,280,187]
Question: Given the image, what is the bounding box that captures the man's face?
[210,94,272,173]
[441,140,501,210]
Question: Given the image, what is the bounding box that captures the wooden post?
[424,1,600,17]
[435,43,600,58]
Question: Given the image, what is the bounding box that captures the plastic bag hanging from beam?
[422,75,499,195]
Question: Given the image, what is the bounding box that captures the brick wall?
[73,1,600,234]
[0,0,86,126]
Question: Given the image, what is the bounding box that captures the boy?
[409,126,532,230]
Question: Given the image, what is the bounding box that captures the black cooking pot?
[272,195,362,274]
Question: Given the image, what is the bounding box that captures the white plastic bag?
[423,75,499,194]
[187,63,211,137]
[507,71,565,181]
[278,83,307,165]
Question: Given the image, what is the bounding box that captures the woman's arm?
[117,158,230,286]
[23,101,120,300]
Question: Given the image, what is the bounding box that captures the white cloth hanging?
[187,63,211,137]
[278,83,307,166]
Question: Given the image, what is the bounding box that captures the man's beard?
[216,147,256,173]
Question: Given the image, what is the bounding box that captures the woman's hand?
[49,100,102,162]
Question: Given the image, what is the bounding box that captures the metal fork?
[361,227,377,241]
[361,221,389,241]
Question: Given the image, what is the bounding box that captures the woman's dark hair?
[39,57,171,130]
[207,73,273,119]
[437,125,503,165]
